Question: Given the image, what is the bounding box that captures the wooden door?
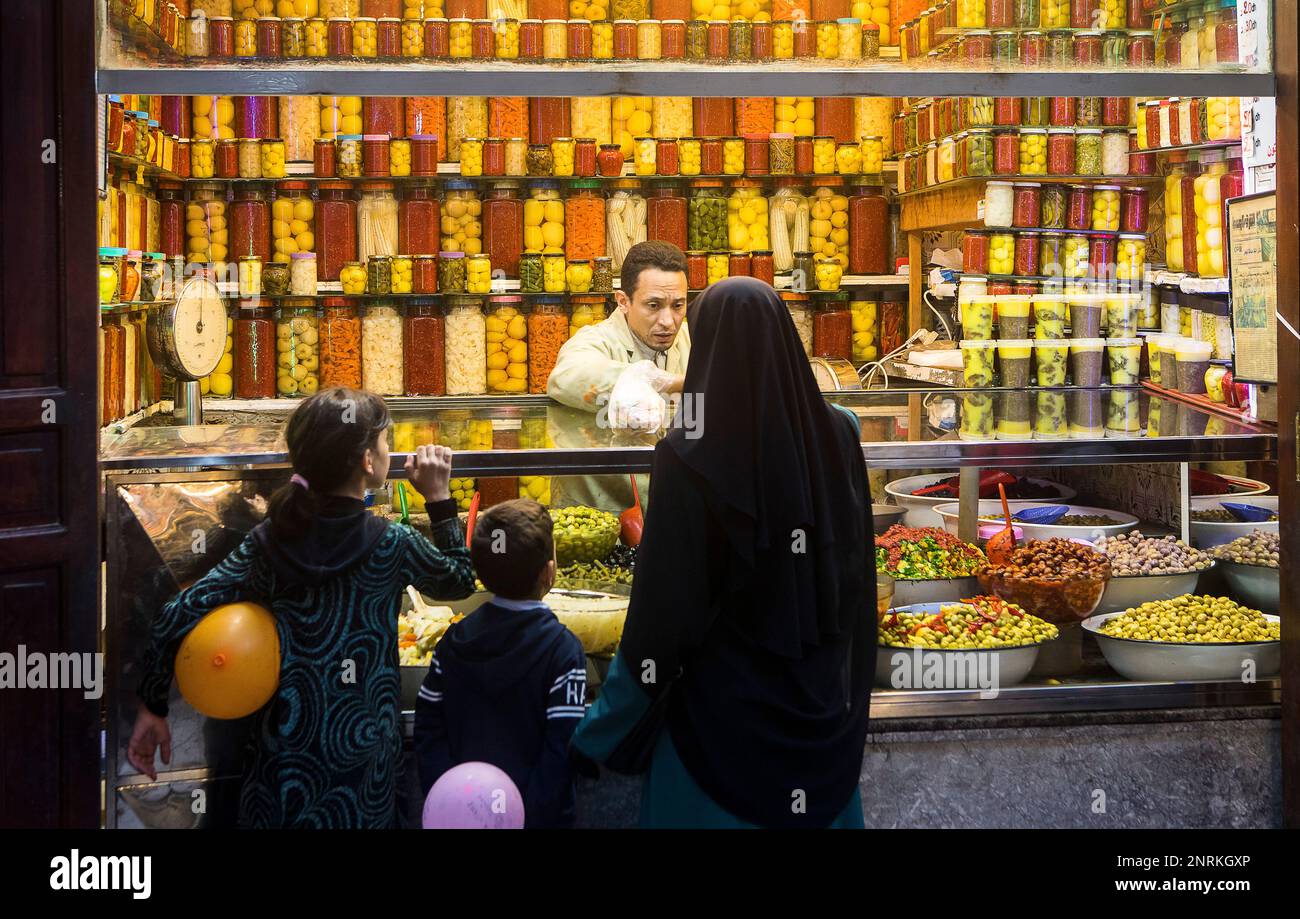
[0,0,99,827]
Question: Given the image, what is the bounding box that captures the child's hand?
[406,444,453,503]
[127,702,171,781]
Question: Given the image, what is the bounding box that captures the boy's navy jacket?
[414,599,587,828]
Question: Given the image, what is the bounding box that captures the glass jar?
[1091,184,1120,231]
[367,254,394,295]
[527,143,554,176]
[726,181,770,254]
[314,299,362,390]
[566,258,593,293]
[356,181,399,262]
[569,294,607,338]
[441,179,482,255]
[313,181,356,282]
[1038,184,1067,230]
[706,251,728,284]
[1037,230,1064,276]
[230,184,271,264]
[237,137,262,178]
[271,180,315,269]
[1013,231,1040,277]
[526,297,568,394]
[1065,185,1092,231]
[398,181,439,256]
[467,253,492,293]
[993,129,1018,175]
[1045,127,1074,176]
[813,292,852,359]
[402,300,446,396]
[275,300,320,398]
[1062,233,1089,278]
[439,251,467,293]
[443,295,487,395]
[685,250,707,289]
[337,134,363,177]
[963,229,990,274]
[639,180,686,253]
[687,180,728,252]
[234,304,276,399]
[358,301,402,395]
[984,180,1015,228]
[1019,128,1046,175]
[481,180,523,277]
[848,183,888,275]
[1011,183,1040,228]
[987,231,1014,275]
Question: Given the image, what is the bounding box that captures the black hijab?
[666,277,870,657]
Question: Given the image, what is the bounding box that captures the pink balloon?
[422,762,525,829]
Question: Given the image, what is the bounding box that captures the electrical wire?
[857,286,956,390]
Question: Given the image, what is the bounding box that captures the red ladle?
[620,474,644,547]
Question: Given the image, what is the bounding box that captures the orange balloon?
[175,602,281,719]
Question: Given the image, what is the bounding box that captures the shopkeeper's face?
[617,268,688,353]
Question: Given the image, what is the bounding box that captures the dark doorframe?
[0,0,100,827]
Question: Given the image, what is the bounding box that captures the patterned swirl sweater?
[138,496,476,828]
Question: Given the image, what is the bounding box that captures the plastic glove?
[607,361,668,432]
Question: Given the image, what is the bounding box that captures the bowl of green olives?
[1082,596,1280,682]
[876,600,1059,690]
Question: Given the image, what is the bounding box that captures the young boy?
[414,499,587,829]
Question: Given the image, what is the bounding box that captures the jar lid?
[570,178,602,189]
[489,294,524,303]
[530,178,560,189]
[599,143,623,149]
[750,249,773,256]
[552,136,574,143]
[100,246,128,256]
[685,250,708,256]
[276,179,311,190]
[813,290,850,303]
[533,295,564,304]
[410,133,438,141]
[363,134,391,141]
[317,180,353,190]
[357,180,396,190]
[339,134,363,141]
[290,251,315,259]
[769,132,794,140]
[320,296,352,308]
[439,251,465,259]
[836,18,861,25]
[443,178,476,189]
[1011,181,1041,187]
[689,178,724,187]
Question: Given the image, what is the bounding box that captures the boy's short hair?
[470,499,555,599]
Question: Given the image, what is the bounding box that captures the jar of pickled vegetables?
[963,229,990,274]
[445,295,487,395]
[404,299,446,396]
[543,252,566,292]
[527,297,569,393]
[1045,127,1074,176]
[687,180,728,252]
[1115,233,1145,282]
[337,134,363,177]
[812,291,852,359]
[987,231,1014,275]
[993,129,1018,175]
[467,253,493,293]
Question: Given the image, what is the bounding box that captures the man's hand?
[406,444,453,503]
[127,703,172,781]
[608,362,668,432]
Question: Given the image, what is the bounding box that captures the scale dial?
[147,276,226,381]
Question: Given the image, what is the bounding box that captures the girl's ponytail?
[267,387,391,541]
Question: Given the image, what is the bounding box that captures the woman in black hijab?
[572,276,876,828]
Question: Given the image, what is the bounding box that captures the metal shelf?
[95,63,1276,98]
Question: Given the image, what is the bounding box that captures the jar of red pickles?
[963,229,991,273]
[216,138,239,177]
[404,299,447,395]
[235,304,277,399]
[483,180,523,276]
[657,138,680,176]
[363,134,391,176]
[744,135,769,176]
[1012,183,1041,228]
[794,136,814,175]
[613,19,636,58]
[992,129,1018,175]
[1066,185,1092,231]
[1020,30,1046,65]
[812,292,852,360]
[647,180,688,252]
[425,17,450,56]
[399,180,440,256]
[1047,128,1075,175]
[574,138,597,176]
[1129,29,1155,66]
[728,251,751,277]
[1102,97,1128,127]
[1073,30,1102,64]
[230,184,272,263]
[598,143,624,176]
[848,182,888,275]
[1089,234,1116,277]
[413,254,438,294]
[1049,96,1075,127]
[707,19,729,59]
[751,249,775,284]
[962,29,993,62]
[1014,231,1040,277]
[686,250,708,289]
[317,181,358,282]
[994,96,1021,127]
[1120,186,1148,234]
[663,19,686,58]
[378,17,402,57]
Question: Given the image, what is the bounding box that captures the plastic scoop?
[396,481,410,525]
[984,484,1017,567]
[1011,505,1071,525]
[465,491,481,548]
[1221,502,1275,523]
[620,474,644,547]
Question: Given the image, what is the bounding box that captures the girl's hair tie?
[290,473,310,490]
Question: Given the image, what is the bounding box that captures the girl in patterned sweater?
[127,388,477,828]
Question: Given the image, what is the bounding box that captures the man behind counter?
[547,240,691,417]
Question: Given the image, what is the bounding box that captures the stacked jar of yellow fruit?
[320,96,363,140]
[850,296,878,363]
[272,181,315,265]
[571,0,608,20]
[727,181,770,252]
[613,98,653,160]
[486,297,529,393]
[191,95,235,141]
[524,180,566,256]
[200,311,236,400]
[775,97,815,136]
[519,417,552,505]
[808,181,849,270]
[850,0,892,44]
